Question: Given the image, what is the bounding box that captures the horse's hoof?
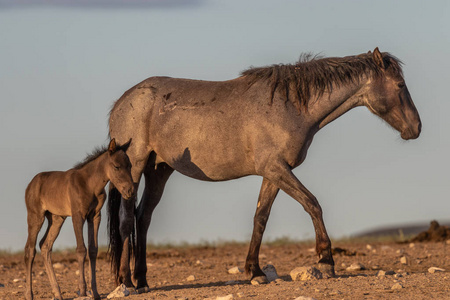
[250,276,269,285]
[136,286,151,294]
[317,263,336,278]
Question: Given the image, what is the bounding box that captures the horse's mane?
[73,146,108,170]
[241,52,403,111]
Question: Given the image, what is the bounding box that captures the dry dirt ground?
[1,240,449,300]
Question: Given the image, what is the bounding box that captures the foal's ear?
[119,138,132,152]
[108,138,117,153]
[373,47,385,69]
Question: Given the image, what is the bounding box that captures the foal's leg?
[24,211,45,300]
[245,178,279,283]
[264,162,335,277]
[87,212,101,300]
[40,214,66,300]
[134,163,173,290]
[72,214,87,296]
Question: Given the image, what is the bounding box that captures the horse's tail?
[107,183,137,283]
[107,183,122,281]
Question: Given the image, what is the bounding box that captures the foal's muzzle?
[121,186,135,200]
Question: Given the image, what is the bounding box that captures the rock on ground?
[262,264,279,282]
[216,294,233,300]
[392,283,404,290]
[290,266,322,281]
[227,266,243,274]
[107,284,130,299]
[346,263,365,271]
[428,267,445,273]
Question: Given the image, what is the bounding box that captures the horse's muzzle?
[401,121,422,140]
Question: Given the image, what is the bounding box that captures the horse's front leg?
[72,214,87,296]
[263,162,335,277]
[87,213,101,300]
[118,197,135,287]
[245,178,279,283]
[134,163,173,291]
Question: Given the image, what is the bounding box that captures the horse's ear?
[373,47,385,69]
[120,138,132,152]
[108,138,117,153]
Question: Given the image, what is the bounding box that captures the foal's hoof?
[317,263,336,278]
[250,276,269,285]
[136,286,151,294]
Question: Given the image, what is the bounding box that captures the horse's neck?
[78,154,109,195]
[309,79,367,129]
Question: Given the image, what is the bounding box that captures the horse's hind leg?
[245,178,279,283]
[263,162,335,277]
[134,162,173,290]
[24,210,45,300]
[87,212,101,300]
[72,214,87,296]
[40,214,65,300]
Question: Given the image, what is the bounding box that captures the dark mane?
[241,52,403,111]
[73,146,108,169]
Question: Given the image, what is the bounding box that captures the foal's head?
[363,47,422,140]
[106,139,134,199]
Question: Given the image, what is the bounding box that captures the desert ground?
[1,226,449,300]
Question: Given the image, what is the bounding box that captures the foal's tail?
[107,183,136,282]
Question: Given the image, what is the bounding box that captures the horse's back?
[109,75,297,180]
[25,171,72,216]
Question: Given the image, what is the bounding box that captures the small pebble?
[346,263,365,271]
[428,267,445,273]
[391,282,404,290]
[186,275,195,281]
[216,294,233,300]
[53,263,65,269]
[400,256,408,265]
[228,267,243,274]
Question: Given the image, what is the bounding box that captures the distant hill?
[352,220,450,238]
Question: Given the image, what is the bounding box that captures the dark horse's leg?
[264,162,335,277]
[134,161,173,290]
[118,194,136,287]
[112,147,151,288]
[245,178,279,283]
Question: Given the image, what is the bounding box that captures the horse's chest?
[288,136,314,168]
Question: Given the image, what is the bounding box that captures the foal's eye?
[114,166,120,170]
[397,82,405,88]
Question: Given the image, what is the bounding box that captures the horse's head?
[106,138,134,199]
[363,48,421,140]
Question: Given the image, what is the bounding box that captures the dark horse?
[107,48,421,289]
[24,139,134,300]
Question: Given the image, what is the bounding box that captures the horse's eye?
[398,82,405,88]
[114,166,120,170]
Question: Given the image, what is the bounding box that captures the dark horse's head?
[106,138,134,199]
[364,48,422,140]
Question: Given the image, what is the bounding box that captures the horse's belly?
[157,146,254,181]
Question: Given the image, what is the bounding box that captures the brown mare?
[24,139,134,300]
[107,48,421,290]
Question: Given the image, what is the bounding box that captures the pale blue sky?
[1,0,449,251]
